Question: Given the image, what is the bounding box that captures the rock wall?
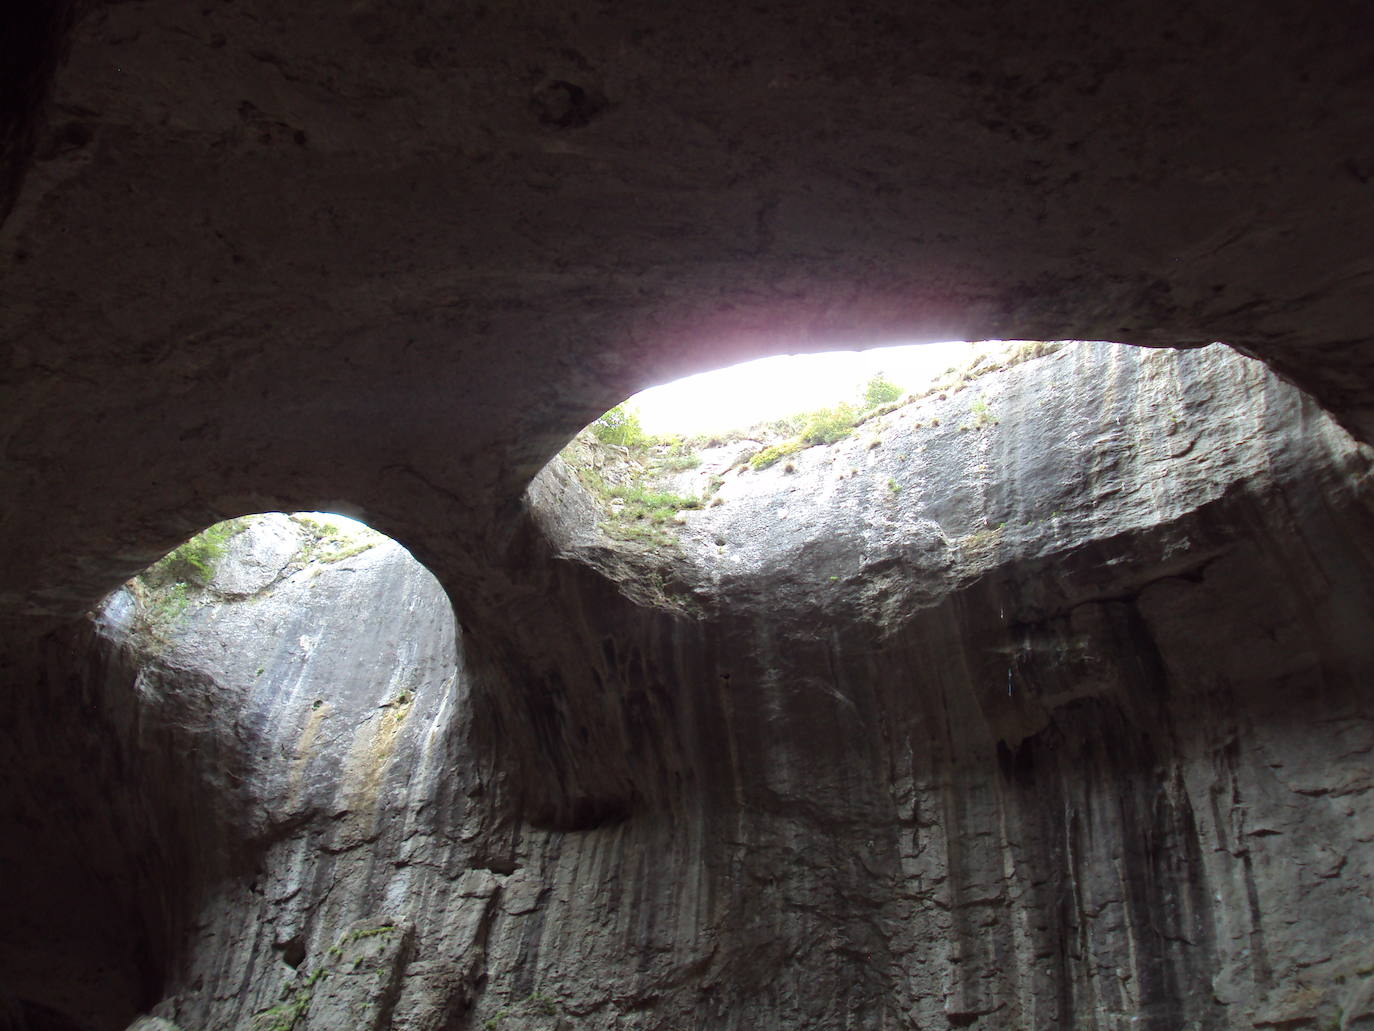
[4,344,1373,1030]
[6,0,1374,631]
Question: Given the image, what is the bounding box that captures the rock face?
[7,7,1374,1028]
[5,0,1374,629]
[5,344,1372,1030]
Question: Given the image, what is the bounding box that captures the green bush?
[862,372,902,408]
[145,517,248,587]
[749,438,802,470]
[800,403,856,445]
[766,412,809,437]
[660,453,701,471]
[591,404,647,448]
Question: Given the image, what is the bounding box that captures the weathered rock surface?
[5,0,1374,632]
[7,6,1374,1028]
[3,344,1370,1030]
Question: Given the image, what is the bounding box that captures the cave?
[4,4,1374,1030]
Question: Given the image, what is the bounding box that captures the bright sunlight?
[630,341,996,436]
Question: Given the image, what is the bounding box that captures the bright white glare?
[630,341,991,436]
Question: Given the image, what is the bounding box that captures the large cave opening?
[536,339,1300,618]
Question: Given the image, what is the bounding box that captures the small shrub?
[657,446,701,472]
[800,403,856,445]
[967,395,997,428]
[749,438,802,470]
[610,485,702,525]
[766,412,809,437]
[862,372,902,408]
[591,404,647,448]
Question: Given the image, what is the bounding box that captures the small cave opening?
[99,511,460,766]
[59,511,468,1028]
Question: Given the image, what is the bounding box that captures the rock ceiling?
[3,0,1374,623]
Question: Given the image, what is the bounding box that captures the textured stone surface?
[5,344,1370,1030]
[5,0,1374,628]
[6,7,1374,1026]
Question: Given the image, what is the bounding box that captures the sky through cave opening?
[555,340,1087,601]
[624,339,1002,437]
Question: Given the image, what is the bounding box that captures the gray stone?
[7,8,1374,1028]
[3,342,1366,1030]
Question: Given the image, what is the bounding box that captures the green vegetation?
[657,438,702,471]
[959,394,998,432]
[561,341,1063,561]
[863,372,902,407]
[960,522,1007,552]
[749,438,803,470]
[128,517,251,640]
[142,517,249,588]
[800,402,858,444]
[733,371,919,471]
[887,478,902,494]
[591,403,647,448]
[249,970,326,1031]
[129,512,385,648]
[564,458,703,550]
[348,924,396,941]
[747,396,873,468]
[290,515,380,565]
[613,485,703,522]
[140,581,190,627]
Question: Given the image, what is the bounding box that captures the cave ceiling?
[3,0,1374,624]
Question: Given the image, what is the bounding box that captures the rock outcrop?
[5,343,1370,1030]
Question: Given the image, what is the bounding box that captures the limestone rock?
[3,341,1366,1029]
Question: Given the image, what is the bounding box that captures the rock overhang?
[4,1,1374,628]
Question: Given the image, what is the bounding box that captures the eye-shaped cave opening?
[99,511,461,813]
[103,512,458,719]
[12,513,464,1031]
[540,338,1332,615]
[14,339,1374,1031]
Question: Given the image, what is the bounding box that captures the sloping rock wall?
[4,344,1373,1030]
